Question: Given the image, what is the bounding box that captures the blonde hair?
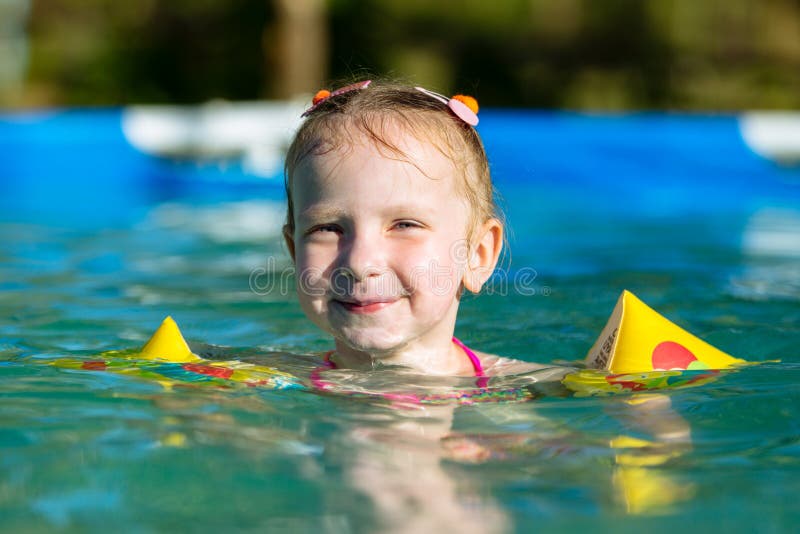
[283,80,499,239]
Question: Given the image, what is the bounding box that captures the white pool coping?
[739,112,800,164]
[122,103,800,177]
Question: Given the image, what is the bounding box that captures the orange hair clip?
[302,80,373,117]
[415,87,479,126]
[452,94,479,114]
[312,90,331,105]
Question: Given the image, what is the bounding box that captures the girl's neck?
[331,336,476,376]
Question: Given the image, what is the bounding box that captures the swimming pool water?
[1,110,799,532]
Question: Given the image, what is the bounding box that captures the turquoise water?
[2,111,799,532]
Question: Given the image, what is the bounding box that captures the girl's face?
[287,130,472,359]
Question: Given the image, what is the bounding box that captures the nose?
[337,231,386,283]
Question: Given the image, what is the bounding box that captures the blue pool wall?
[1,108,798,229]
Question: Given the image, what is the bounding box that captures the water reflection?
[606,393,695,514]
[731,208,800,301]
[343,404,509,533]
[319,383,698,528]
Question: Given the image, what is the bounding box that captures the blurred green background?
[1,0,799,109]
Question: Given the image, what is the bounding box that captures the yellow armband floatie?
[586,290,744,373]
[49,316,300,390]
[564,290,747,396]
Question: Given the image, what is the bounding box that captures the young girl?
[283,79,549,381]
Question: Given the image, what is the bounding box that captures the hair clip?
[415,87,479,126]
[301,80,373,117]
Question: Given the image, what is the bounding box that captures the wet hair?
[283,80,500,239]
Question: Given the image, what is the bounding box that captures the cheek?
[296,244,335,276]
[294,246,336,301]
[395,240,466,298]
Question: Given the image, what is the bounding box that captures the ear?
[283,225,296,263]
[463,218,503,293]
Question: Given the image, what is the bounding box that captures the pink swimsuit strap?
[310,337,489,394]
[451,336,484,377]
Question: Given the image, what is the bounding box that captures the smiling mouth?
[333,298,398,314]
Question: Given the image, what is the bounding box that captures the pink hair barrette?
[301,80,373,117]
[415,87,479,126]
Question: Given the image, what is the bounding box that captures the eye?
[392,220,423,231]
[305,224,342,236]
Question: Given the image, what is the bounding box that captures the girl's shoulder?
[475,351,561,376]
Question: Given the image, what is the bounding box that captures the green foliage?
[7,0,800,109]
